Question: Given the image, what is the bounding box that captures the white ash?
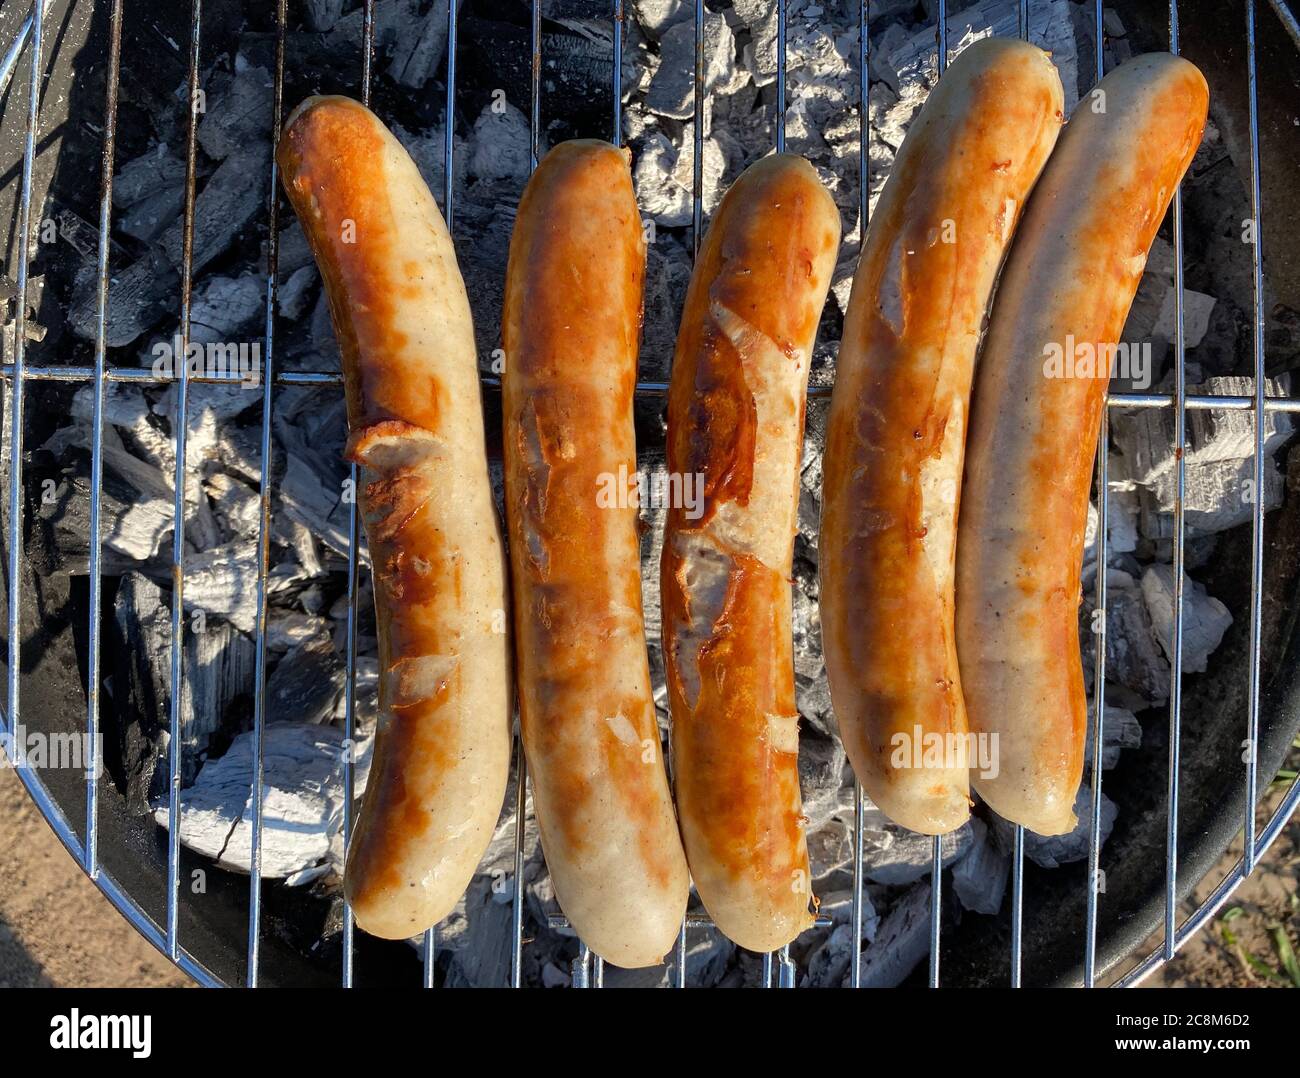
[951,815,1009,915]
[153,723,372,885]
[1141,563,1233,674]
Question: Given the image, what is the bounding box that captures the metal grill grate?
[1,0,1298,989]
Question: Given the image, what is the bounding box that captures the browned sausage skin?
[278,96,512,938]
[820,38,1064,836]
[956,54,1209,835]
[502,140,690,968]
[662,154,840,953]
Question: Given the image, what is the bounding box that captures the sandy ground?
[0,764,191,988]
[1,752,1295,988]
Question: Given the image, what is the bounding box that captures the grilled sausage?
[819,38,1064,835]
[278,96,513,939]
[956,54,1208,835]
[661,154,840,952]
[502,140,690,968]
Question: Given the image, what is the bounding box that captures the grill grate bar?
[1081,0,1108,989]
[928,0,950,991]
[85,0,126,880]
[1243,0,1268,877]
[164,0,205,963]
[340,0,378,990]
[848,0,870,994]
[5,0,42,793]
[245,0,290,990]
[1162,0,1189,969]
[4,362,1300,415]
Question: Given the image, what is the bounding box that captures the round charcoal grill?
[1,0,1299,988]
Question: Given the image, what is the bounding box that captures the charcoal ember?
[274,388,351,556]
[802,922,855,987]
[109,572,256,812]
[645,12,736,120]
[633,126,727,227]
[267,610,328,652]
[800,728,847,836]
[37,432,181,571]
[1083,705,1143,772]
[1141,563,1233,673]
[1018,785,1117,869]
[68,142,271,347]
[856,879,932,988]
[884,0,1079,112]
[277,264,317,320]
[1084,569,1171,707]
[639,231,692,379]
[303,0,346,32]
[266,634,345,726]
[112,145,186,209]
[808,815,853,881]
[164,542,261,632]
[443,877,515,987]
[387,0,464,89]
[631,0,690,39]
[952,815,1009,916]
[1111,376,1294,539]
[861,811,975,886]
[813,885,880,940]
[153,723,371,884]
[68,383,174,472]
[184,274,266,343]
[197,64,275,161]
[469,102,532,182]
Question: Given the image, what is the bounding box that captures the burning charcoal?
[68,143,271,346]
[888,0,1078,108]
[266,634,345,726]
[172,542,261,632]
[632,0,690,38]
[645,12,735,120]
[1150,287,1216,350]
[197,65,275,161]
[1020,785,1117,869]
[69,382,174,471]
[110,572,255,809]
[1083,705,1143,771]
[469,102,531,183]
[443,876,515,987]
[802,923,853,987]
[862,811,975,886]
[1111,376,1293,539]
[113,146,186,209]
[38,429,182,568]
[801,730,847,836]
[633,126,726,227]
[814,886,880,940]
[185,274,265,343]
[857,879,932,988]
[387,0,463,88]
[951,815,1009,916]
[267,610,327,652]
[277,264,317,320]
[1140,563,1233,673]
[1084,569,1171,706]
[303,0,346,32]
[153,723,370,883]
